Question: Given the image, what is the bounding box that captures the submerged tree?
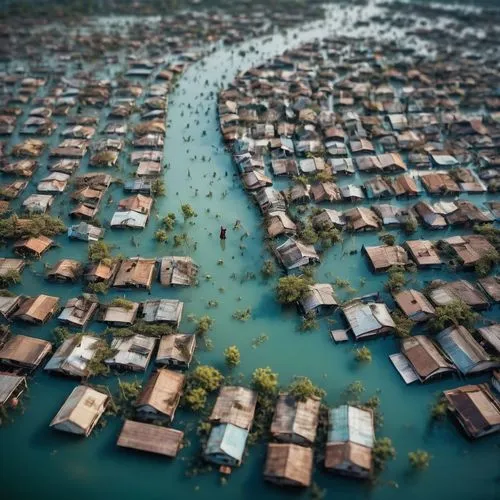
[408,450,431,470]
[276,275,311,304]
[251,367,278,395]
[224,345,241,368]
[373,437,396,473]
[181,203,197,221]
[288,376,326,401]
[428,300,478,333]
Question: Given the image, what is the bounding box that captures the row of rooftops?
[0,256,198,288]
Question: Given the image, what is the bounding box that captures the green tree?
[373,437,396,473]
[288,376,326,401]
[185,387,207,411]
[298,224,319,245]
[162,213,176,231]
[474,250,499,277]
[392,311,415,338]
[224,345,240,368]
[354,346,372,362]
[181,203,197,221]
[261,259,275,278]
[428,300,478,333]
[151,179,166,197]
[193,315,214,335]
[276,275,311,304]
[154,229,168,242]
[88,241,111,263]
[385,267,407,291]
[191,365,223,392]
[252,367,278,394]
[0,269,21,288]
[408,450,431,470]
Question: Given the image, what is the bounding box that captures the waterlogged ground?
[0,4,499,500]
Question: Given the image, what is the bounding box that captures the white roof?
[110,210,148,228]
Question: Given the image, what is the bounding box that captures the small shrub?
[354,346,372,363]
[408,450,431,470]
[224,345,240,368]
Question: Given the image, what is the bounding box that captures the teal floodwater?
[0,6,499,500]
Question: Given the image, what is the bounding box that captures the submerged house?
[266,211,297,238]
[159,256,198,287]
[46,259,83,282]
[156,334,196,369]
[68,222,104,242]
[113,258,156,289]
[443,384,500,439]
[477,277,500,304]
[436,326,499,375]
[404,240,442,268]
[0,258,25,279]
[311,209,345,230]
[44,335,100,377]
[342,300,395,340]
[393,289,435,322]
[105,334,156,372]
[13,235,53,258]
[50,385,108,437]
[264,443,313,488]
[141,299,183,327]
[0,373,27,409]
[412,201,447,229]
[428,280,490,310]
[58,296,98,328]
[0,335,52,371]
[102,301,139,326]
[0,295,24,319]
[325,405,374,479]
[394,336,455,384]
[344,207,380,232]
[205,386,257,467]
[84,261,119,285]
[117,419,184,458]
[363,245,409,272]
[275,238,320,271]
[270,393,320,446]
[299,284,337,316]
[438,235,497,268]
[12,294,59,324]
[135,369,185,424]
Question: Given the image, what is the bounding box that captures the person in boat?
[220,226,227,240]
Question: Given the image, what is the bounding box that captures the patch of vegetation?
[403,218,418,234]
[288,376,326,401]
[392,311,415,338]
[385,266,407,292]
[184,387,207,411]
[474,250,499,277]
[224,345,240,368]
[88,241,112,263]
[0,215,65,240]
[373,437,396,473]
[408,450,431,470]
[379,233,395,246]
[428,300,478,333]
[109,298,135,310]
[106,321,175,338]
[261,259,275,278]
[189,314,214,335]
[190,365,223,392]
[232,308,252,321]
[87,281,109,294]
[301,312,319,331]
[298,224,319,245]
[0,270,21,288]
[52,327,74,347]
[181,203,197,221]
[430,395,448,420]
[87,340,116,377]
[354,346,372,363]
[154,229,168,242]
[252,367,278,395]
[252,333,269,348]
[341,380,365,404]
[317,226,342,248]
[162,212,176,231]
[276,275,311,304]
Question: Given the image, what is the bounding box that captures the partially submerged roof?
[0,372,26,405]
[327,405,374,448]
[271,393,320,444]
[45,335,100,377]
[106,334,156,371]
[135,369,185,418]
[50,385,108,436]
[363,245,408,271]
[342,301,395,339]
[264,443,313,487]
[300,283,337,313]
[159,256,198,286]
[117,420,184,457]
[205,423,249,463]
[141,299,183,325]
[209,386,257,430]
[113,258,156,288]
[444,384,500,438]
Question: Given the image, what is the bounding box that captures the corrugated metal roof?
[328,405,374,448]
[205,423,248,461]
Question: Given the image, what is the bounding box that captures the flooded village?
[0,1,499,499]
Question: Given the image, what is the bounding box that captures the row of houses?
[0,255,198,289]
